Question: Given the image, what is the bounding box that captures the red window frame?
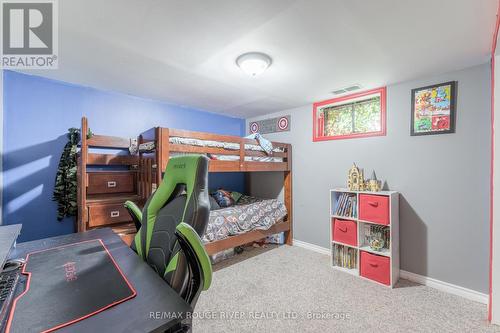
[312,87,387,142]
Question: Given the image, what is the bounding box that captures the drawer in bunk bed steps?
[360,251,390,285]
[332,218,357,246]
[87,203,132,227]
[87,171,136,195]
[359,194,389,225]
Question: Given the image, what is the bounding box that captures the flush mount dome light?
[236,52,272,77]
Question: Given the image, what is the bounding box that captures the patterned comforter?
[202,196,287,243]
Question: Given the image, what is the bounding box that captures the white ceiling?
[25,0,498,118]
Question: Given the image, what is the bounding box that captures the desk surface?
[8,228,192,333]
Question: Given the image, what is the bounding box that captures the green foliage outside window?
[323,96,381,136]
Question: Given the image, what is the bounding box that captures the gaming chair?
[124,155,212,306]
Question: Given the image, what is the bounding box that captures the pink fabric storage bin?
[359,194,390,225]
[332,218,357,247]
[360,251,390,285]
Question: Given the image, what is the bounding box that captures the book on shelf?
[333,244,357,269]
[335,193,357,218]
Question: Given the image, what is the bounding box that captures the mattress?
[209,155,284,162]
[202,196,287,243]
[169,137,284,157]
[169,152,283,162]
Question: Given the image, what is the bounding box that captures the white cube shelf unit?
[329,188,399,287]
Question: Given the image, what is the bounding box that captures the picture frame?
[410,81,457,136]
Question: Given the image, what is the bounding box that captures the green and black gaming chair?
[124,155,212,306]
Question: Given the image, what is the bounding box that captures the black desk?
[8,228,192,333]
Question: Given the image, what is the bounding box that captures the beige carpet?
[194,245,499,333]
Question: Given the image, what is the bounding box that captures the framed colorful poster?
[410,81,457,136]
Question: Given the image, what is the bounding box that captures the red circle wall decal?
[278,117,288,130]
[250,122,259,133]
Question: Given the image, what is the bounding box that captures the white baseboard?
[399,270,488,304]
[293,239,488,304]
[292,239,330,255]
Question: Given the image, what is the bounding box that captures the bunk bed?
[76,118,292,255]
[137,127,293,255]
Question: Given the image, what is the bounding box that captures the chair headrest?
[147,155,209,223]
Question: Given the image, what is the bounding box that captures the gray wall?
[246,64,491,293]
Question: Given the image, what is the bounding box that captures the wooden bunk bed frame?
[138,127,293,255]
[77,118,292,255]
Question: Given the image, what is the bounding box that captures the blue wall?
[2,70,245,242]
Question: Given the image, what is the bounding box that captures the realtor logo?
[1,0,58,68]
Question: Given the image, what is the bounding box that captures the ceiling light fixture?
[236,52,272,77]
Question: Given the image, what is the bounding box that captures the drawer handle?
[337,226,347,232]
[107,181,117,188]
[368,201,379,207]
[110,211,120,218]
[368,262,378,267]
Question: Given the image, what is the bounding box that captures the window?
[313,87,386,141]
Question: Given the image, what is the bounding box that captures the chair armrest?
[124,201,142,231]
[175,223,212,291]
